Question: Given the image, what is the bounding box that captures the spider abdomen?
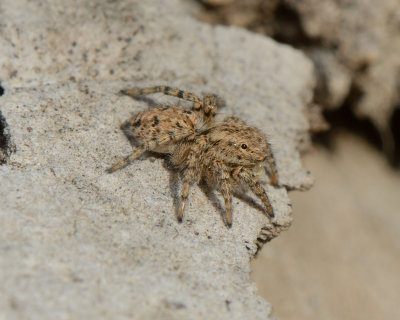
[123,105,202,154]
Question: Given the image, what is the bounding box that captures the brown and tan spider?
[107,85,279,227]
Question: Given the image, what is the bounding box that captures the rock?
[284,0,400,130]
[0,0,314,319]
[197,0,400,149]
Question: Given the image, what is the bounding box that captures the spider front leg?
[106,142,155,173]
[212,160,233,227]
[176,136,208,222]
[265,142,279,186]
[232,167,275,218]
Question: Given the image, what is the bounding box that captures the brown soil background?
[252,131,400,320]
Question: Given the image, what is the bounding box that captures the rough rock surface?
[0,0,314,319]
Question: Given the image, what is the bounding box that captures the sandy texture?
[0,0,314,319]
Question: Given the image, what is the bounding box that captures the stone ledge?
[0,0,314,319]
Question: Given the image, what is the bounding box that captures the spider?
[107,85,279,227]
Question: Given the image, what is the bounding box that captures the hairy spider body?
[108,85,278,227]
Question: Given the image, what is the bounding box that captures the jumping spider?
[107,86,279,227]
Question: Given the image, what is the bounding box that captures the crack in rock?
[0,108,15,165]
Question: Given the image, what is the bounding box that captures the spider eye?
[241,144,248,149]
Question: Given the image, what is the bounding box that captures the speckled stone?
[0,0,314,319]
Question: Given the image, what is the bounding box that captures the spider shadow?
[198,183,268,223]
[198,182,226,223]
[120,91,191,110]
[135,96,159,109]
[119,91,160,109]
[166,167,227,223]
[232,191,266,215]
[166,170,268,225]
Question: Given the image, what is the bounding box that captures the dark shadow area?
[311,76,400,170]
[198,182,226,224]
[199,182,269,225]
[119,91,159,109]
[272,2,323,48]
[120,90,194,110]
[313,106,382,153]
[0,110,14,164]
[390,107,400,167]
[232,191,266,215]
[312,82,382,155]
[0,113,8,154]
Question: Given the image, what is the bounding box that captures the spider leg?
[178,177,192,222]
[177,136,208,222]
[106,144,150,173]
[120,86,218,125]
[265,142,279,186]
[212,160,233,227]
[121,85,202,105]
[232,167,275,218]
[199,95,218,125]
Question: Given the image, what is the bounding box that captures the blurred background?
[194,1,400,319]
[253,130,400,320]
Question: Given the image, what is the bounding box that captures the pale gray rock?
[0,0,314,319]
